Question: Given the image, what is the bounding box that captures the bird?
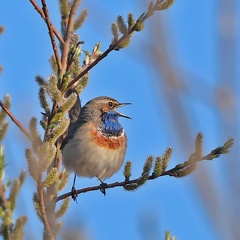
[61,96,130,194]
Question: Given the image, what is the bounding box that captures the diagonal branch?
[29,0,64,45]
[65,0,176,91]
[41,0,62,72]
[66,26,136,91]
[0,100,31,140]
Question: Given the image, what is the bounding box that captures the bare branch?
[29,0,64,45]
[0,100,31,140]
[41,0,62,72]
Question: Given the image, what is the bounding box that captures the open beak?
[115,102,131,119]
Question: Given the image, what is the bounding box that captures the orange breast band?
[90,128,125,149]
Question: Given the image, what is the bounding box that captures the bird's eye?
[108,101,113,108]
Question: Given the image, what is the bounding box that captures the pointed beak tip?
[124,115,132,120]
[121,102,131,106]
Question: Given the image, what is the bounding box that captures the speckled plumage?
[61,96,130,181]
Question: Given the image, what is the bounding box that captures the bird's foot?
[71,185,78,202]
[71,174,78,202]
[99,181,108,196]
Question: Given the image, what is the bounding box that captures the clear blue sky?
[0,1,239,240]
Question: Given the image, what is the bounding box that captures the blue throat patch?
[99,110,123,136]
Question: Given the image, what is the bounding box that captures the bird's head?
[97,97,131,120]
[81,96,131,123]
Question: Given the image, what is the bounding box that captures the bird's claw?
[71,185,78,202]
[100,182,107,196]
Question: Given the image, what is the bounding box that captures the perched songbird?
[61,96,130,183]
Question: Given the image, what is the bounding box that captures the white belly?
[62,123,127,180]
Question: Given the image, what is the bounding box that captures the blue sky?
[0,1,239,240]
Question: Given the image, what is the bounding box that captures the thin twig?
[0,100,31,140]
[60,0,81,75]
[41,0,62,72]
[29,0,64,45]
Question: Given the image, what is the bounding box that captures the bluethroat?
[61,96,131,185]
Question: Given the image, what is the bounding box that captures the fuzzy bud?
[134,20,144,31]
[123,161,132,181]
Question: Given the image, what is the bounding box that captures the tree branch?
[0,100,31,140]
[65,0,176,91]
[41,0,62,72]
[29,0,64,45]
[55,163,195,202]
